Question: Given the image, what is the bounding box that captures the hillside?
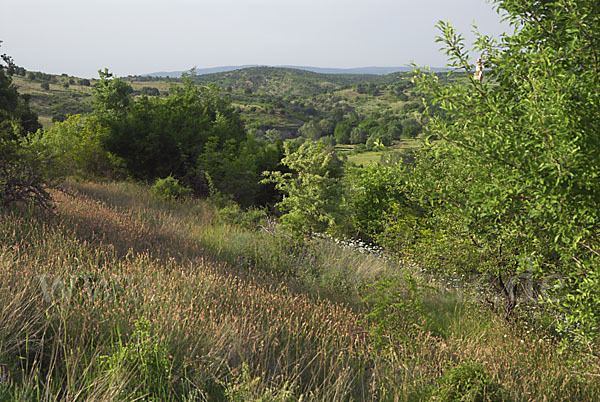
[1,180,598,400]
[143,65,419,78]
[12,67,422,143]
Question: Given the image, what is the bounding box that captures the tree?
[92,69,132,121]
[411,0,600,340]
[28,114,120,180]
[94,74,281,206]
[298,120,321,140]
[262,141,344,237]
[349,126,367,144]
[0,42,49,209]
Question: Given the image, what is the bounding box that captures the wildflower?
[0,365,9,386]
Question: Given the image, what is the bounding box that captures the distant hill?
[143,65,447,78]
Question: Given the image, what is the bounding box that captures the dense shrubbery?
[94,71,284,207]
[262,140,344,237]
[434,361,505,402]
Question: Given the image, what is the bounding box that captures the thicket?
[93,70,284,207]
[0,43,50,210]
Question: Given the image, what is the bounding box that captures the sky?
[1,0,511,78]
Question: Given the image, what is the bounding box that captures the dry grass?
[0,181,599,400]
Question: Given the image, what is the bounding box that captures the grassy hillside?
[1,181,598,400]
[11,75,95,128]
[12,67,419,137]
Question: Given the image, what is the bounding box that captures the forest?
[1,0,600,400]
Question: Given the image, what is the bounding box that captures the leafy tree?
[1,47,41,134]
[349,126,367,144]
[262,141,344,237]
[298,120,321,140]
[95,73,282,206]
[333,122,351,144]
[346,164,412,243]
[140,86,160,96]
[93,69,133,121]
[0,43,49,209]
[27,114,121,180]
[411,0,600,339]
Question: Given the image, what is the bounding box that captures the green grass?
[340,139,421,165]
[1,180,599,400]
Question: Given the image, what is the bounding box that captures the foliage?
[1,45,40,134]
[221,363,296,402]
[363,274,432,347]
[0,125,51,210]
[411,0,600,337]
[27,114,122,180]
[0,44,49,210]
[94,71,283,206]
[345,163,412,243]
[99,318,174,400]
[151,175,192,200]
[92,68,133,120]
[434,361,505,402]
[262,140,344,237]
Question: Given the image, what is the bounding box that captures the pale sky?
[1,0,510,78]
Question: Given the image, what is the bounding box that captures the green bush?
[99,318,175,399]
[26,114,122,180]
[262,141,344,237]
[1,125,51,210]
[363,274,433,348]
[151,175,192,200]
[434,361,505,402]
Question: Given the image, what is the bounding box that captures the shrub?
[411,0,600,338]
[99,318,174,399]
[363,274,433,348]
[262,141,344,237]
[26,114,122,180]
[434,361,505,402]
[151,175,192,200]
[0,124,51,210]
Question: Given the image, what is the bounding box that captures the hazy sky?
[1,0,510,78]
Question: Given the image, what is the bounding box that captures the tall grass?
[0,180,598,400]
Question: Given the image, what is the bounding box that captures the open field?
[339,139,421,165]
[1,181,599,400]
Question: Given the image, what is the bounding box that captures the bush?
[151,175,192,200]
[0,126,51,210]
[363,274,433,348]
[262,141,344,237]
[26,114,122,180]
[411,0,600,338]
[434,361,505,402]
[99,318,175,399]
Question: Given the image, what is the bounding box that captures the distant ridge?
[142,65,447,78]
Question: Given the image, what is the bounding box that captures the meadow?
[1,181,599,400]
